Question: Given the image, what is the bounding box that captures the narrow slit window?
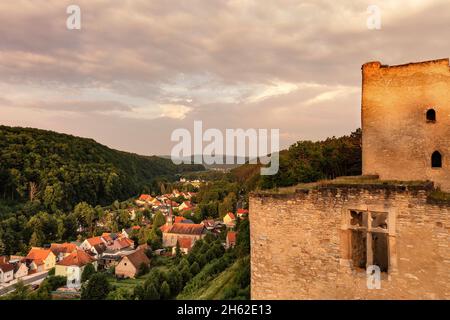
[426,109,436,122]
[432,151,442,168]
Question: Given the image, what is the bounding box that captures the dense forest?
[230,128,362,190]
[0,125,204,211]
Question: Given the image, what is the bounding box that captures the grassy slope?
[177,259,241,300]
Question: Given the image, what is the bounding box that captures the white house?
[0,263,14,283]
[55,249,97,289]
[80,236,107,251]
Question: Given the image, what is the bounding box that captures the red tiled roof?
[164,223,205,235]
[108,238,133,250]
[123,249,150,268]
[138,194,152,201]
[174,216,186,223]
[26,248,53,261]
[101,234,113,242]
[87,236,104,246]
[50,243,77,255]
[159,224,172,233]
[34,259,44,266]
[237,208,249,215]
[57,249,95,267]
[131,226,141,230]
[0,263,14,272]
[177,237,192,249]
[165,200,179,207]
[226,212,236,220]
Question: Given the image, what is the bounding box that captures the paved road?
[0,271,48,296]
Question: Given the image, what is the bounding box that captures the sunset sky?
[1,0,449,155]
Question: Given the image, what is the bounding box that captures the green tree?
[81,263,96,282]
[175,241,182,260]
[190,261,200,276]
[134,280,160,300]
[236,219,250,257]
[160,281,171,300]
[167,268,183,297]
[5,280,31,300]
[74,202,97,236]
[138,262,150,276]
[81,273,111,300]
[152,212,166,229]
[180,265,192,284]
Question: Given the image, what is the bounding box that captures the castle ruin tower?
[361,58,450,191]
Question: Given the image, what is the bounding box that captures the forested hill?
[230,129,362,190]
[0,125,204,210]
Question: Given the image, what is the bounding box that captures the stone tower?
[362,58,450,191]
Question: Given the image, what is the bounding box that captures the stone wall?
[250,184,450,299]
[362,59,450,191]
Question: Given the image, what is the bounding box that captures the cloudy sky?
[0,0,449,155]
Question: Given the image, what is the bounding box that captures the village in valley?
[0,177,249,300]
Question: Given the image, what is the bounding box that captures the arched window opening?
[426,109,436,122]
[432,151,442,168]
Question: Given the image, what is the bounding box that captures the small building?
[50,243,78,261]
[101,233,116,245]
[14,262,29,279]
[107,238,134,251]
[226,231,237,249]
[115,249,150,279]
[172,237,193,255]
[178,201,194,212]
[223,212,236,228]
[98,253,122,270]
[236,208,249,219]
[80,236,106,251]
[90,243,107,259]
[55,249,97,289]
[136,194,153,206]
[0,263,14,283]
[161,223,206,248]
[122,226,141,239]
[25,247,56,271]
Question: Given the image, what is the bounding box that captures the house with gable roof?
[55,249,97,288]
[25,247,56,271]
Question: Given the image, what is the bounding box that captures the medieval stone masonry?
[362,59,450,192]
[250,59,450,300]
